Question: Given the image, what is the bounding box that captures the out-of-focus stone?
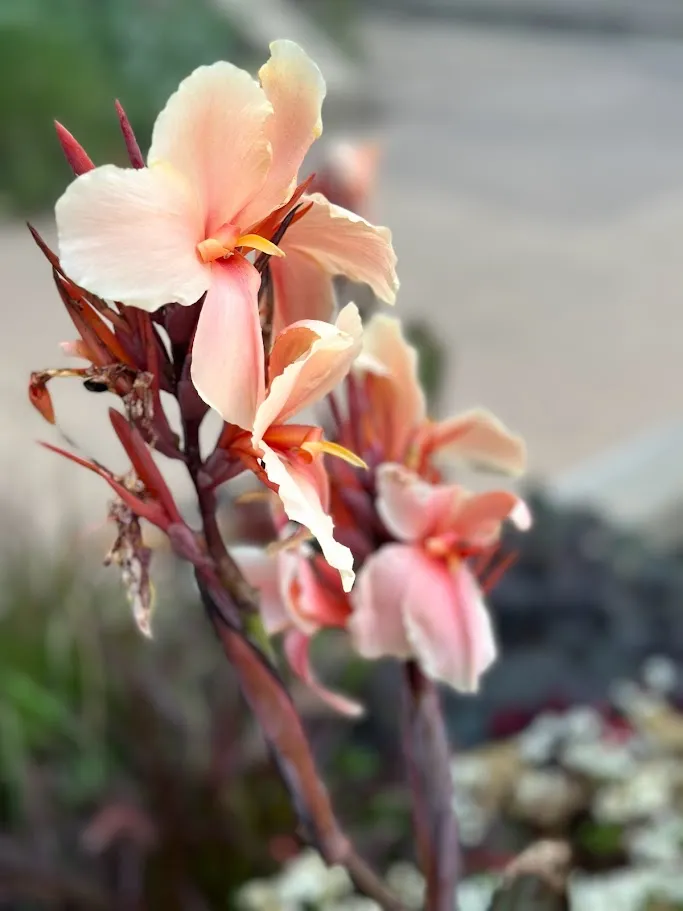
[594,761,682,824]
[509,769,587,829]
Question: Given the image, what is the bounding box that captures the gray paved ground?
[3,16,683,536]
[367,16,683,473]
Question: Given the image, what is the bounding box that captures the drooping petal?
[270,248,336,335]
[232,545,288,634]
[279,193,398,304]
[258,443,354,592]
[419,409,526,476]
[284,629,363,717]
[402,554,496,692]
[375,463,463,543]
[56,164,208,310]
[348,543,416,660]
[190,256,264,430]
[283,553,351,634]
[356,314,426,460]
[149,62,273,231]
[237,40,326,228]
[252,303,362,439]
[449,490,532,548]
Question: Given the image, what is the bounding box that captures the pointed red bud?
[114,100,145,169]
[54,122,95,176]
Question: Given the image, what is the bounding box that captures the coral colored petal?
[420,409,526,476]
[284,553,351,633]
[348,543,416,660]
[280,193,398,304]
[284,629,363,717]
[190,257,264,430]
[253,303,362,438]
[270,249,336,336]
[356,313,426,459]
[258,443,354,592]
[402,556,496,693]
[238,40,326,228]
[149,62,273,231]
[449,490,532,548]
[232,545,288,635]
[375,463,463,544]
[56,164,208,310]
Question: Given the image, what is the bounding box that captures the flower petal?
[348,543,416,660]
[253,303,362,439]
[450,490,532,548]
[419,409,526,476]
[357,314,426,460]
[232,545,288,634]
[402,556,496,692]
[190,256,264,430]
[375,463,463,543]
[259,442,354,592]
[149,62,273,231]
[280,193,398,304]
[284,629,363,717]
[270,248,336,336]
[237,40,326,228]
[284,553,351,633]
[56,164,208,310]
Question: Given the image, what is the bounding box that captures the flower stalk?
[402,661,461,911]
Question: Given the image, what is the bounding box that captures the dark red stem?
[183,415,405,911]
[402,661,461,911]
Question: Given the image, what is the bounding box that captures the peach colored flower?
[348,463,531,692]
[234,545,362,716]
[55,42,397,428]
[227,304,364,591]
[354,314,526,475]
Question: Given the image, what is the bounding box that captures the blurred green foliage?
[0,0,362,214]
[0,544,295,907]
[0,539,410,907]
[0,0,249,214]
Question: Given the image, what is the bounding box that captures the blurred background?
[3,0,683,907]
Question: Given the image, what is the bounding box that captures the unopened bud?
[54,122,94,176]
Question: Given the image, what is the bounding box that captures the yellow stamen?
[197,237,231,264]
[300,440,368,469]
[236,234,286,258]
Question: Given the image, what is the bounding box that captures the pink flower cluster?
[236,315,530,711]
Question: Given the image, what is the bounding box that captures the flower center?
[424,535,465,573]
[197,222,285,264]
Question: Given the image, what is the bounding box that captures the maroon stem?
[184,418,405,911]
[402,662,461,911]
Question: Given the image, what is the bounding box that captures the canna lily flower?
[234,545,362,716]
[55,41,398,425]
[223,304,364,591]
[348,463,531,692]
[354,313,526,475]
